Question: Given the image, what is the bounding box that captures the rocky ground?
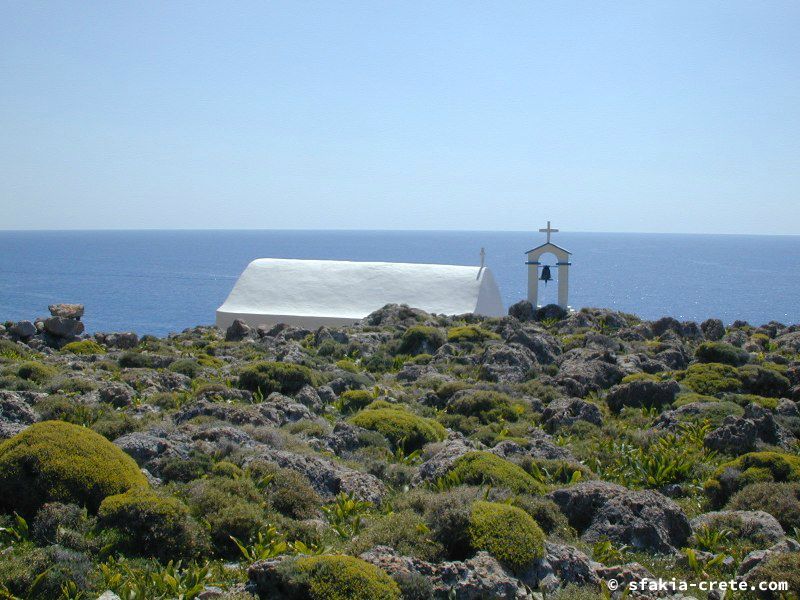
[0,302,799,599]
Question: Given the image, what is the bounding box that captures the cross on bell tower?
[525,221,572,310]
[539,221,559,243]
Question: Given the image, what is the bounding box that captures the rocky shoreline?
[1,302,799,599]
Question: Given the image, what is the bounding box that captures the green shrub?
[744,552,800,599]
[160,450,214,483]
[98,488,208,560]
[337,390,374,413]
[350,407,446,451]
[61,340,106,355]
[261,465,322,519]
[620,372,659,384]
[294,555,401,600]
[0,421,148,515]
[91,411,139,440]
[349,510,444,561]
[679,363,741,396]
[182,475,266,557]
[397,326,444,355]
[446,391,521,424]
[705,451,800,507]
[35,395,100,426]
[0,338,30,359]
[168,357,201,377]
[447,325,500,343]
[0,544,93,600]
[468,500,545,571]
[238,361,315,395]
[508,495,571,536]
[695,342,749,366]
[449,451,545,495]
[16,361,57,383]
[738,365,791,397]
[727,481,800,532]
[420,487,475,559]
[724,394,779,410]
[118,351,156,368]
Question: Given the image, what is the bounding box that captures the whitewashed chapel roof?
[216,258,505,329]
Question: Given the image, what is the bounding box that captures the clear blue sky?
[2,1,798,233]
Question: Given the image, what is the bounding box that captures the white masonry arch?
[526,241,571,309]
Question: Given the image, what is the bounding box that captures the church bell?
[540,265,552,284]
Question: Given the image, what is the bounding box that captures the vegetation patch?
[61,340,106,355]
[468,500,545,571]
[449,451,545,495]
[98,487,208,560]
[0,420,148,515]
[397,326,445,355]
[694,342,749,366]
[705,451,800,507]
[350,407,446,451]
[447,325,500,343]
[238,360,315,395]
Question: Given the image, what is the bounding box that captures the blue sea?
[1,230,798,336]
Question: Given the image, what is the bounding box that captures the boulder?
[737,538,800,577]
[225,319,252,341]
[522,542,600,591]
[704,416,757,454]
[94,332,139,349]
[548,482,691,553]
[556,349,625,397]
[98,383,136,408]
[536,304,568,322]
[49,303,84,319]
[691,510,785,546]
[479,343,537,383]
[413,438,475,484]
[358,546,532,599]
[9,320,36,340]
[606,379,680,414]
[243,448,386,504]
[547,481,629,532]
[582,489,691,553]
[541,397,603,432]
[0,391,38,426]
[508,300,535,322]
[43,316,84,338]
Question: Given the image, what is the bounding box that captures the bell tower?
[526,221,571,309]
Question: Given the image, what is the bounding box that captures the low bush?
[447,325,500,343]
[0,420,148,516]
[446,390,521,424]
[254,463,322,519]
[727,481,800,532]
[337,389,374,413]
[182,475,267,557]
[238,361,316,395]
[61,340,106,355]
[35,395,100,426]
[507,494,571,536]
[349,510,444,561]
[350,407,446,451]
[694,342,749,366]
[449,451,545,495]
[98,488,209,560]
[397,326,445,355]
[16,360,57,383]
[744,552,800,599]
[738,365,791,397]
[468,500,545,571]
[168,357,201,377]
[705,451,800,507]
[679,363,742,396]
[0,338,30,359]
[291,555,401,600]
[118,351,157,368]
